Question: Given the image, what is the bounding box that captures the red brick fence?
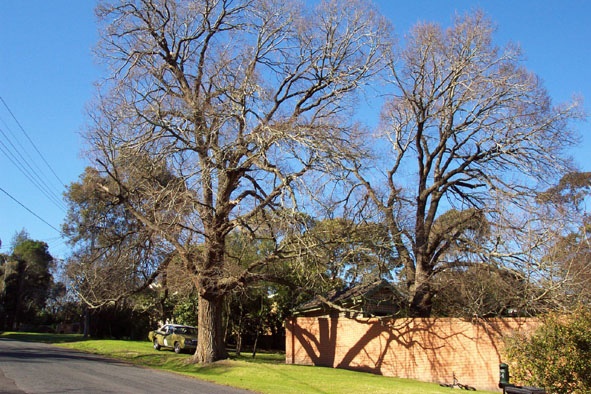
[286,316,539,391]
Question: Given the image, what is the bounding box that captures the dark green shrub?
[504,307,591,394]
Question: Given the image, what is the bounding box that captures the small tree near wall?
[504,306,591,394]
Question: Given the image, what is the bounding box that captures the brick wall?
[285,316,539,391]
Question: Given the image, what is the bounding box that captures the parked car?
[148,324,198,354]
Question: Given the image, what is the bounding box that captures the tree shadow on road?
[0,331,86,343]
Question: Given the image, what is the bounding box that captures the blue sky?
[0,1,589,259]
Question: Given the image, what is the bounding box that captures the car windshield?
[175,326,197,336]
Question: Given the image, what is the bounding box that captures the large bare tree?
[351,11,584,317]
[85,0,389,363]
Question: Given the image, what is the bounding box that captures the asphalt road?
[0,338,254,394]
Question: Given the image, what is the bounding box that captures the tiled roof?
[295,279,400,312]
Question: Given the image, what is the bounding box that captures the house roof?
[295,279,401,314]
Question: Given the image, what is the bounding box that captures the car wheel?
[153,338,161,351]
[174,342,182,354]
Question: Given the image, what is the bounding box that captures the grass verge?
[1,332,496,394]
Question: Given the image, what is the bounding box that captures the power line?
[0,96,67,211]
[0,96,71,253]
[0,186,62,234]
[0,131,65,210]
[0,96,66,187]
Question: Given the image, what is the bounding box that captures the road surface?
[0,338,254,394]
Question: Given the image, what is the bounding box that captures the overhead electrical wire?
[0,129,65,210]
[0,186,62,234]
[0,96,67,208]
[0,96,67,187]
[0,95,70,234]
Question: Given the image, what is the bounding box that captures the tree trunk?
[193,293,228,364]
[235,306,244,357]
[83,307,90,338]
[408,264,433,317]
[409,282,433,317]
[235,332,242,357]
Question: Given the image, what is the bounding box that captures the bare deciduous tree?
[351,11,583,317]
[85,0,390,363]
[536,172,591,309]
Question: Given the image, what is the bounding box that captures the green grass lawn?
[0,332,497,394]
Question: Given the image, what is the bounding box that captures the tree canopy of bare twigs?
[350,11,584,317]
[84,0,390,363]
[536,172,591,309]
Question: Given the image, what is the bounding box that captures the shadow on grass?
[229,351,285,364]
[0,331,87,343]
